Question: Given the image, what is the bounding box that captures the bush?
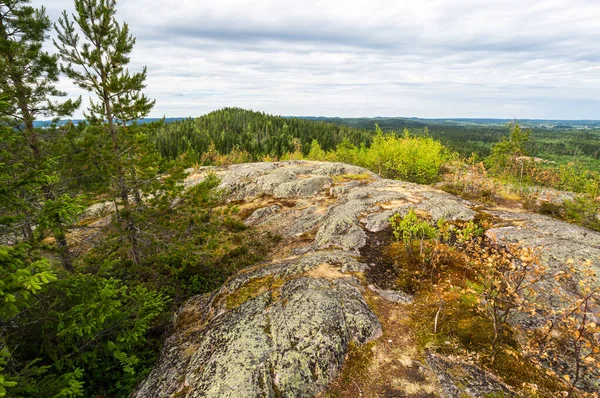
[367,127,450,184]
[389,209,437,256]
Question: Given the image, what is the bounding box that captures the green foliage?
[0,244,57,397]
[389,209,437,249]
[54,0,154,124]
[7,365,84,398]
[0,244,56,319]
[0,349,17,397]
[485,122,530,177]
[307,139,327,161]
[0,0,82,269]
[366,126,450,183]
[0,0,80,130]
[55,0,159,264]
[36,194,85,238]
[3,273,168,397]
[147,108,373,162]
[564,195,600,232]
[456,220,484,244]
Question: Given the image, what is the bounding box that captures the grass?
[331,173,374,183]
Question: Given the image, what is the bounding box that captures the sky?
[37,0,600,120]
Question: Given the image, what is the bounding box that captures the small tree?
[0,0,81,271]
[307,139,326,161]
[486,122,531,177]
[55,0,156,263]
[389,209,437,257]
[0,0,80,144]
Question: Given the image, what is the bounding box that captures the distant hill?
[32,117,187,128]
[35,115,600,130]
[298,116,600,130]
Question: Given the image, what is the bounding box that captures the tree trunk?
[103,93,141,264]
[55,229,74,273]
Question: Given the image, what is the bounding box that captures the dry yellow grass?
[306,263,351,280]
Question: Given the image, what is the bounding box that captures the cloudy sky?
[38,0,600,119]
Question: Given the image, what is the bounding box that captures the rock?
[427,353,518,397]
[368,284,413,304]
[485,210,600,304]
[244,205,281,226]
[485,210,600,275]
[272,175,332,198]
[137,161,600,397]
[132,257,381,398]
[362,210,395,232]
[82,200,115,218]
[485,209,600,391]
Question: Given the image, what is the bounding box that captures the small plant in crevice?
[389,209,437,258]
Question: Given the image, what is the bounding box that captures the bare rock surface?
[486,209,600,324]
[133,161,600,397]
[427,354,518,398]
[485,210,600,276]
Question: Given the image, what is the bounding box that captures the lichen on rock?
[135,161,600,397]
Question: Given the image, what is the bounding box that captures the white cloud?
[38,0,600,119]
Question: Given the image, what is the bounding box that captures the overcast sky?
[37,0,600,120]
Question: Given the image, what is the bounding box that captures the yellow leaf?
[564,374,571,382]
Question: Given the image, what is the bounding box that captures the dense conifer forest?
[149,108,600,171]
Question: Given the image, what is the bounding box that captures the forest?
[1,0,599,397]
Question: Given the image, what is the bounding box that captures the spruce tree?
[0,0,81,271]
[55,0,156,264]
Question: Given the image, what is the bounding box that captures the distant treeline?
[147,108,373,160]
[148,108,600,168]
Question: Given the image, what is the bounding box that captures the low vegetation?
[386,210,599,397]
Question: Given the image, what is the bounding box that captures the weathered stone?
[362,210,395,232]
[485,210,600,294]
[427,353,518,398]
[132,265,380,398]
[368,284,413,304]
[244,205,281,226]
[273,175,332,198]
[82,200,115,218]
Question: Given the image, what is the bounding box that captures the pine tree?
[0,0,81,271]
[55,0,156,264]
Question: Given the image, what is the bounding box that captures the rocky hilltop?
[133,161,600,398]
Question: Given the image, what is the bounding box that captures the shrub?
[389,209,437,257]
[367,127,450,184]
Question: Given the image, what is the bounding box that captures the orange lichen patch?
[379,186,424,203]
[314,204,331,215]
[306,263,352,280]
[41,214,112,255]
[75,215,105,227]
[378,199,411,210]
[325,291,440,398]
[487,200,527,213]
[232,197,282,219]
